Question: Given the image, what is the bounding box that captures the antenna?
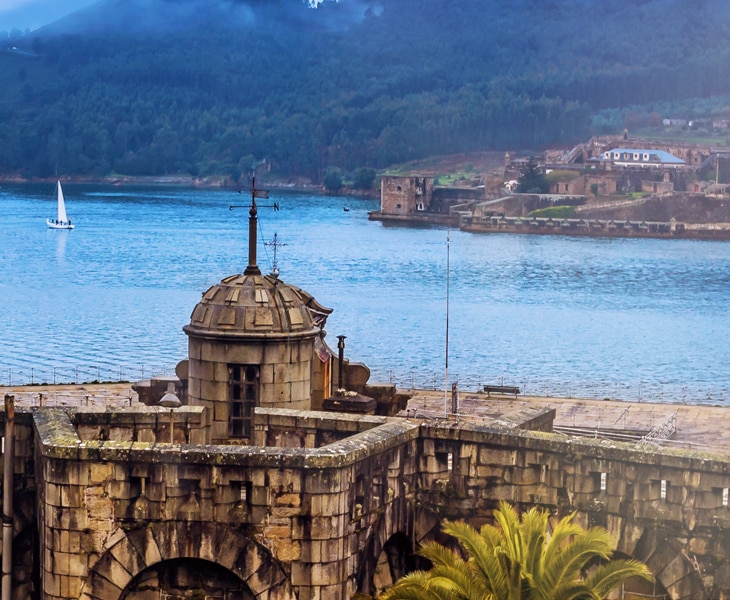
[445,227,450,416]
[264,233,287,277]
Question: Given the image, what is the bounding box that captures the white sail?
[56,181,69,222]
[47,180,74,229]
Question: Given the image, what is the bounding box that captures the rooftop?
[3,383,730,456]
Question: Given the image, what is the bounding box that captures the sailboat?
[46,181,74,229]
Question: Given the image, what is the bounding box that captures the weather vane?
[228,177,279,275]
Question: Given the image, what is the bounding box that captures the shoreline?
[369,211,730,241]
[0,174,379,199]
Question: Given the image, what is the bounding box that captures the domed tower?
[183,187,332,443]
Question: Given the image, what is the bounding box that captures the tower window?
[229,364,260,438]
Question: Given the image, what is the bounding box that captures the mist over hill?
[1,0,730,183]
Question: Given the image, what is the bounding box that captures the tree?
[352,167,377,190]
[517,157,549,193]
[323,167,343,192]
[379,502,653,600]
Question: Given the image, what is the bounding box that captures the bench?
[483,385,520,398]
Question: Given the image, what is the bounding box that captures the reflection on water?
[54,228,69,264]
[1,183,730,404]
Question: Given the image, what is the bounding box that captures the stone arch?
[120,558,250,599]
[356,500,445,595]
[371,532,422,595]
[629,528,709,600]
[13,524,40,600]
[356,496,413,595]
[608,550,672,600]
[80,521,295,600]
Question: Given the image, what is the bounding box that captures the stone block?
[53,550,71,575]
[68,553,88,578]
[43,572,61,597]
[89,463,113,484]
[61,574,82,598]
[213,399,228,422]
[187,376,201,400]
[310,560,344,586]
[310,514,345,540]
[107,480,131,501]
[250,486,270,506]
[273,538,301,562]
[271,506,300,519]
[260,363,276,385]
[228,343,264,365]
[275,492,301,508]
[200,380,227,403]
[108,427,134,442]
[210,421,228,443]
[187,343,202,361]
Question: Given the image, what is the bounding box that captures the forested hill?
[2,0,730,183]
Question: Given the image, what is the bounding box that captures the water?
[1,182,730,404]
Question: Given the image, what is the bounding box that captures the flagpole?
[445,227,450,416]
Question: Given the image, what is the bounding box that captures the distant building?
[593,148,685,168]
[374,175,483,223]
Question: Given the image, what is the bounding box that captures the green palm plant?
[378,501,653,600]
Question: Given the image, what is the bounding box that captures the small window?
[416,202,425,211]
[600,472,607,492]
[723,488,729,507]
[396,185,402,192]
[229,364,259,438]
[395,203,402,209]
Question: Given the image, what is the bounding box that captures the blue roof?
[601,148,685,164]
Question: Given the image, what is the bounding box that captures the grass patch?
[528,206,576,219]
[546,170,580,184]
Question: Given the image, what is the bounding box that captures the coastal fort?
[2,189,730,600]
[371,135,730,240]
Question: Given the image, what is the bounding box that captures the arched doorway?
[120,558,251,600]
[81,522,295,600]
[372,532,420,594]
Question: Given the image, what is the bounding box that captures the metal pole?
[445,228,450,415]
[169,409,175,444]
[2,394,15,600]
[337,335,347,391]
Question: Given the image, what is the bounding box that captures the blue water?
[1,182,730,404]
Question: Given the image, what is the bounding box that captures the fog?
[0,0,381,36]
[0,0,97,32]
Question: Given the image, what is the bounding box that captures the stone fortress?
[3,187,730,599]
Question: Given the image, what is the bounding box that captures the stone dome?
[183,272,332,340]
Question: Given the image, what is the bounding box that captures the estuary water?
[1,182,730,404]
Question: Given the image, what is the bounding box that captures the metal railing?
[375,370,729,406]
[1,364,176,387]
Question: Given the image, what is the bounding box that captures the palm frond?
[584,558,654,597]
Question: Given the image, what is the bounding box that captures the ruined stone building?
[4,192,730,600]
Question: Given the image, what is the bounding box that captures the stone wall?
[416,422,728,599]
[6,402,730,599]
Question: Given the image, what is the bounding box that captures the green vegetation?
[377,502,652,600]
[528,206,576,219]
[517,157,549,193]
[2,0,730,182]
[546,170,580,184]
[435,172,474,186]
